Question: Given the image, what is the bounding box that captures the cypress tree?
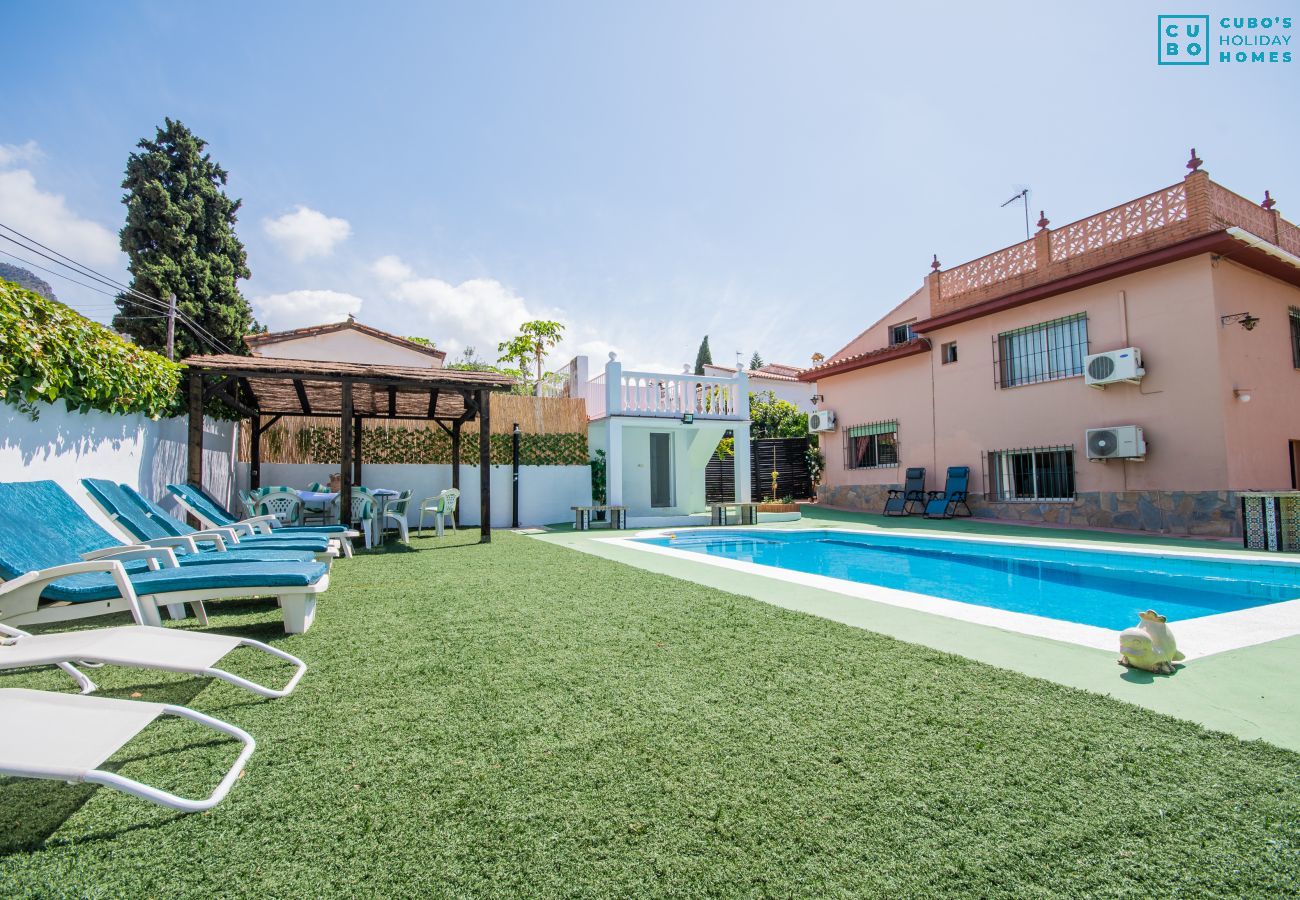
[693,335,713,375]
[114,118,258,356]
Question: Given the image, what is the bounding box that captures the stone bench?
[708,502,758,526]
[572,505,628,531]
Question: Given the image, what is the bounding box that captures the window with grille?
[941,341,958,364]
[844,421,899,469]
[993,313,1088,387]
[1290,306,1300,369]
[986,446,1075,501]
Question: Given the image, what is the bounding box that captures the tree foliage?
[749,351,765,370]
[693,335,713,375]
[749,390,808,438]
[114,118,259,357]
[1,278,182,419]
[498,320,565,392]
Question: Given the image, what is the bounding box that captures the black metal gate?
[706,434,812,503]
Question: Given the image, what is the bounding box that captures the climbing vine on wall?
[0,279,183,419]
[255,425,588,467]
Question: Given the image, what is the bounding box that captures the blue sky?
[2,1,1296,371]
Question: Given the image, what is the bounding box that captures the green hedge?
[0,278,183,419]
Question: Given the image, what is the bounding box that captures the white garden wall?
[0,402,237,533]
[237,462,592,528]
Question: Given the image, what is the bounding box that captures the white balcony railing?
[579,355,749,421]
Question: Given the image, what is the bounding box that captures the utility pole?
[165,293,177,360]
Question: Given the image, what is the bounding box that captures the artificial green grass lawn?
[2,532,1297,898]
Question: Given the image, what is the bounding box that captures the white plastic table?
[296,489,399,542]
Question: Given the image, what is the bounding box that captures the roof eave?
[796,339,930,381]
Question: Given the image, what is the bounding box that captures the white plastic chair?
[331,487,376,548]
[255,487,303,527]
[380,490,412,544]
[417,489,459,537]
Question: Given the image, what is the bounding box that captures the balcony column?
[604,353,622,416]
[605,418,623,507]
[733,368,752,503]
[733,421,752,504]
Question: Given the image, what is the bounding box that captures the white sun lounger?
[0,623,307,698]
[0,687,255,812]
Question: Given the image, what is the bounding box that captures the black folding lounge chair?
[883,467,926,516]
[923,466,973,519]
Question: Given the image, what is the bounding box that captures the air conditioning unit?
[1086,425,1146,461]
[1085,347,1145,388]
[809,410,837,432]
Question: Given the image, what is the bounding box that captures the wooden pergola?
[181,354,515,543]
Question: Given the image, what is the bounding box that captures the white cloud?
[369,254,412,282]
[390,277,542,360]
[0,168,119,267]
[262,206,351,261]
[0,140,41,168]
[253,289,364,331]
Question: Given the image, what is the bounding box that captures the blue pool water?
[635,530,1300,630]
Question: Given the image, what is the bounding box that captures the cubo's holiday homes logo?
[1159,15,1210,64]
[1158,14,1293,65]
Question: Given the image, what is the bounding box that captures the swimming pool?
[632,529,1300,632]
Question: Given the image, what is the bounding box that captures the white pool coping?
[602,526,1300,660]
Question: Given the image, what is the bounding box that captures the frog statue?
[1118,610,1185,675]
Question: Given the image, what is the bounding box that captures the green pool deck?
[536,505,1300,752]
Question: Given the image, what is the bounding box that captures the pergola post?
[186,370,204,527]
[340,381,353,528]
[451,419,462,528]
[478,388,491,543]
[352,415,363,487]
[250,413,262,490]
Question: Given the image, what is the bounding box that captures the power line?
[0,221,206,330]
[0,221,233,353]
[0,248,129,300]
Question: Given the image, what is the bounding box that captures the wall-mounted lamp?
[681,413,695,424]
[1233,388,1253,403]
[810,394,824,405]
[1221,312,1260,331]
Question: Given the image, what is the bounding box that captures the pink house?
[801,154,1300,537]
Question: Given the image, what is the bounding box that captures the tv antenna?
[1001,187,1031,240]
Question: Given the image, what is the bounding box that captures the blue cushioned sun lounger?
[168,483,357,556]
[0,481,330,633]
[120,484,338,556]
[82,479,333,563]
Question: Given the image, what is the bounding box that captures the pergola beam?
[186,371,204,527]
[478,388,491,543]
[339,381,353,527]
[352,415,363,486]
[293,379,312,414]
[451,420,461,527]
